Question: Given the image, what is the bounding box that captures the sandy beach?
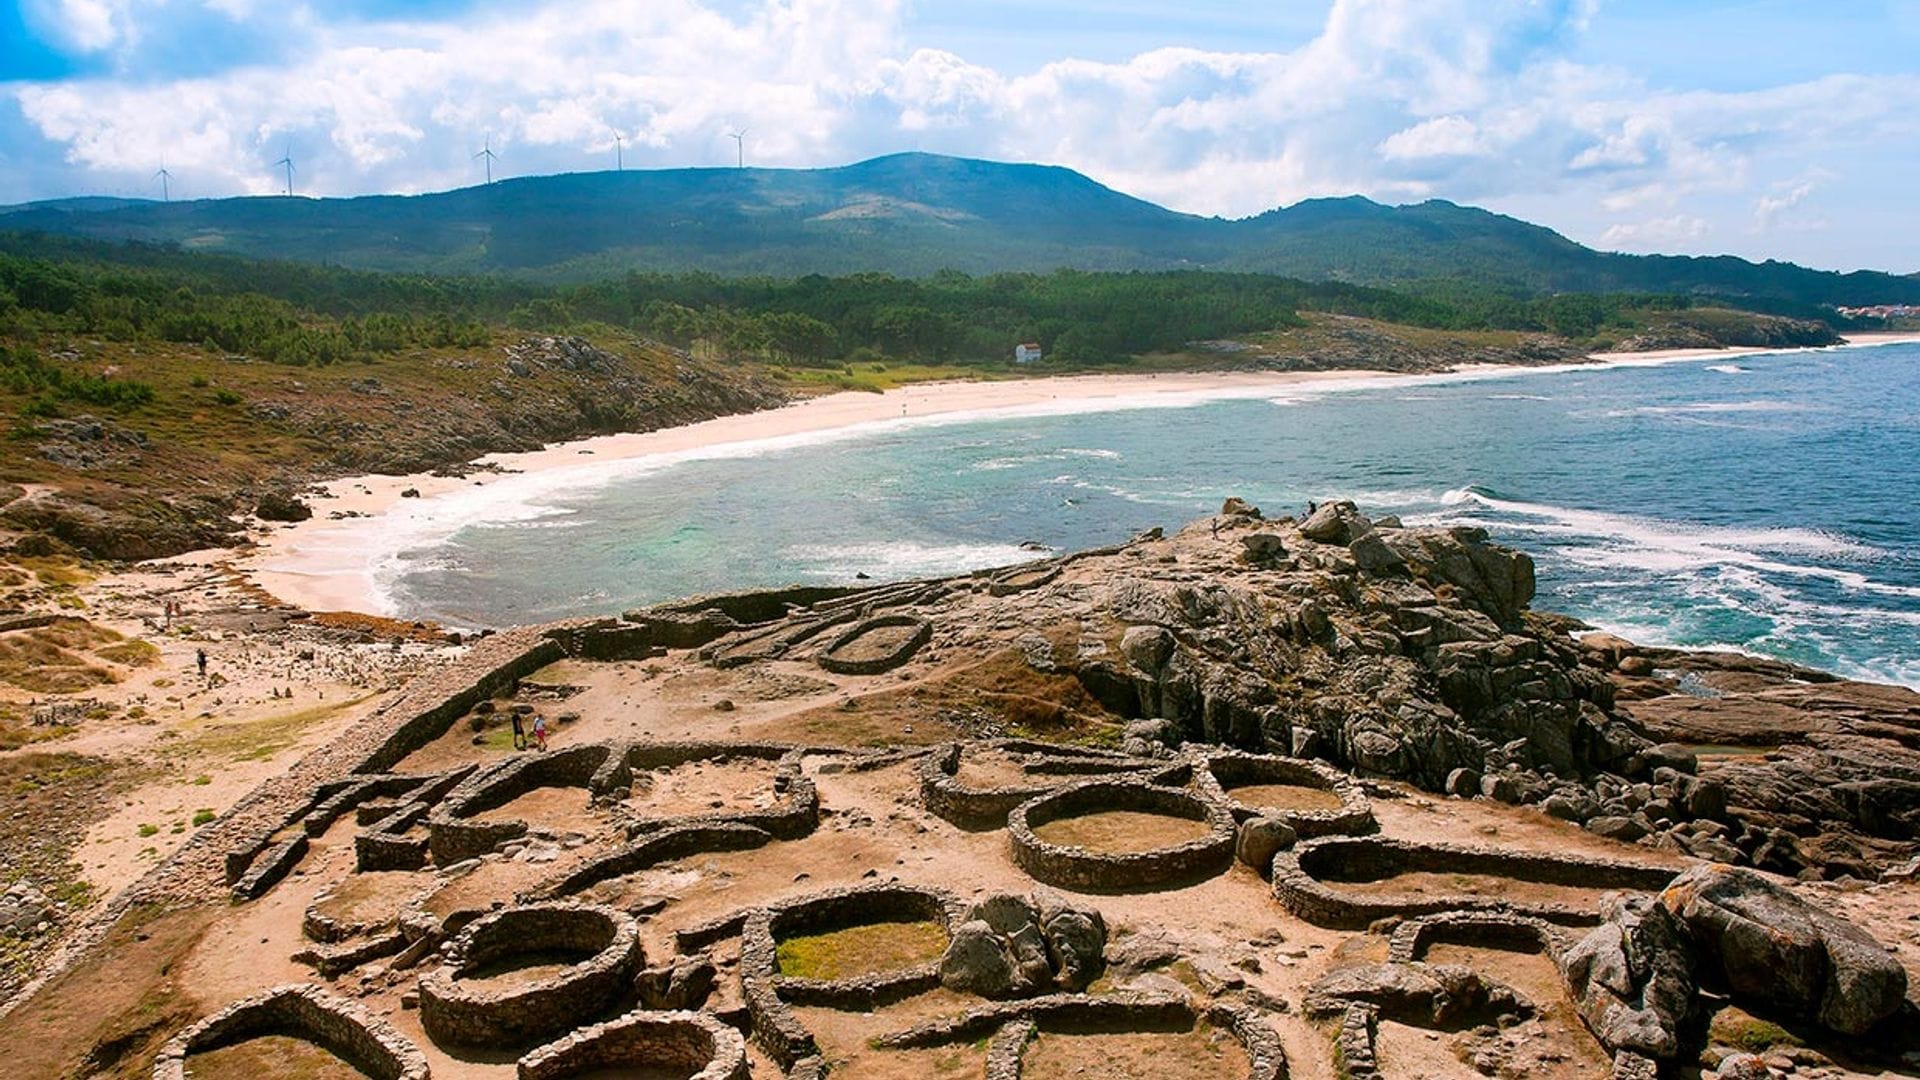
[230,332,1920,618]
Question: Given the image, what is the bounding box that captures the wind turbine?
[728,129,747,169]
[155,166,173,202]
[613,131,624,171]
[475,135,498,184]
[273,146,294,196]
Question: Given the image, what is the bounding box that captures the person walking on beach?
[510,711,527,751]
[531,714,549,752]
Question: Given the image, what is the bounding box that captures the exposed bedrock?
[1562,864,1908,1066]
[640,498,1917,877]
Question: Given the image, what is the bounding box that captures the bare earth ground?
[0,549,457,1003]
[5,513,1920,1080]
[10,635,1907,1080]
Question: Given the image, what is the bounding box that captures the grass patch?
[4,902,217,1080]
[167,693,372,764]
[1711,1008,1802,1054]
[775,920,948,981]
[1032,810,1209,854]
[779,360,1004,394]
[176,1033,365,1080]
[94,639,160,666]
[191,809,215,826]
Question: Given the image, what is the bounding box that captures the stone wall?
[738,882,968,1066]
[1386,910,1572,965]
[817,615,933,675]
[622,745,819,841]
[151,983,428,1080]
[419,902,642,1050]
[1008,780,1236,892]
[918,741,1182,831]
[516,1008,749,1080]
[359,631,569,774]
[1196,750,1376,838]
[1272,836,1679,928]
[427,745,612,864]
[870,990,1196,1049]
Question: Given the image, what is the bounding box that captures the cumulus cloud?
[1600,214,1708,249]
[3,0,1915,265]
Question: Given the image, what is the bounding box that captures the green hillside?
[4,153,1915,308]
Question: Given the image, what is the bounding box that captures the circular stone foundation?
[517,1009,749,1080]
[1009,781,1235,892]
[419,902,643,1049]
[1200,752,1374,838]
[153,984,428,1080]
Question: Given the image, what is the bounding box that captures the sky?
[1,0,1916,272]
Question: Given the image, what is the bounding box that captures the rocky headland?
[3,502,1918,1080]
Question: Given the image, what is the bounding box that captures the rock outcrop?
[1561,892,1697,1060]
[1659,864,1907,1036]
[1564,866,1907,1066]
[937,893,1106,998]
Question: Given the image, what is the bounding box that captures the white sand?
[228,332,1920,617]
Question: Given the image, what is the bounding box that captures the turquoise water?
[388,343,1920,686]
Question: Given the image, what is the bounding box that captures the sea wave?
[1436,487,1880,560]
[781,540,1043,580]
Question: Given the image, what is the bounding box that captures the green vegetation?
[4,154,1915,310]
[0,225,1858,562]
[1710,1008,1803,1054]
[0,236,1847,375]
[774,920,949,980]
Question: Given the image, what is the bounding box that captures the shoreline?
[225,331,1920,618]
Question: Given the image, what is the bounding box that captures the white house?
[1014,342,1043,364]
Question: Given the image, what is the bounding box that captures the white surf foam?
[353,337,1905,613]
[781,540,1042,580]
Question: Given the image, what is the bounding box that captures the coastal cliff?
[0,335,788,561]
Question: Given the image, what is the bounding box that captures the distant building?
[1014,342,1043,364]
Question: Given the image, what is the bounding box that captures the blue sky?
[2,1,1917,272]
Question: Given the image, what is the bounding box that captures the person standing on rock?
[531,713,549,752]
[510,711,527,751]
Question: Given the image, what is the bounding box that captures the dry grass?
[1031,810,1208,854]
[775,920,949,981]
[0,617,128,692]
[165,694,372,764]
[178,1035,367,1080]
[3,903,219,1080]
[1223,782,1345,812]
[1021,1024,1248,1080]
[770,645,1123,747]
[1334,870,1607,908]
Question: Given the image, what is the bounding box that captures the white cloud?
[1378,116,1485,160]
[1753,172,1830,232]
[4,0,1916,265]
[32,0,128,51]
[1599,214,1708,249]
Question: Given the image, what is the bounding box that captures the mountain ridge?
[4,152,1914,305]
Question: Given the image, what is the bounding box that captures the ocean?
[382,341,1920,687]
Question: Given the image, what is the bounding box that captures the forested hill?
[4,153,1915,307]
